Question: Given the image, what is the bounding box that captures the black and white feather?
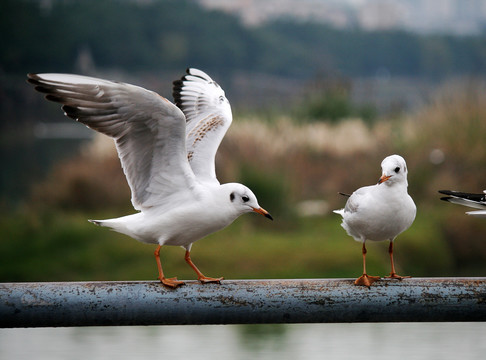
[439,190,486,217]
[173,68,232,185]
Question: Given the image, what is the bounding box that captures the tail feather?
[88,217,132,236]
[88,219,103,226]
[334,192,349,216]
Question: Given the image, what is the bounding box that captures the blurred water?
[1,323,485,360]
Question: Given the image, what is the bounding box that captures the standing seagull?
[439,190,486,217]
[27,69,273,288]
[334,155,416,286]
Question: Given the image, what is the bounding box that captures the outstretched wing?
[173,68,232,184]
[28,73,197,211]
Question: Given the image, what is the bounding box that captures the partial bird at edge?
[439,189,486,217]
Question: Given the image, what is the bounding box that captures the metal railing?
[1,278,485,328]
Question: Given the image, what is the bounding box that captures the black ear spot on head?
[230,192,235,202]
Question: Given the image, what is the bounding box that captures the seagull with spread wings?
[28,68,273,288]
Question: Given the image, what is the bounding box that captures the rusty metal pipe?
[1,278,485,328]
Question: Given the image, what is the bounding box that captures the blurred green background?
[2,0,486,283]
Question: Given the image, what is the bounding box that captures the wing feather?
[173,68,232,184]
[28,73,197,210]
[439,190,486,210]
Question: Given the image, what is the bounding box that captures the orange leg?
[355,242,380,287]
[154,245,185,288]
[185,250,223,284]
[385,241,410,280]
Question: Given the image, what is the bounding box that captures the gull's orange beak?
[253,207,273,221]
[378,174,392,184]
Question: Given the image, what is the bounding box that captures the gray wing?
[344,187,369,213]
[173,68,232,184]
[338,185,376,215]
[28,73,197,210]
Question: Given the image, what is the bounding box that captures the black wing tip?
[440,196,453,202]
[186,67,211,82]
[338,192,351,197]
[438,190,486,202]
[61,105,81,120]
[174,67,207,84]
[26,74,54,96]
[27,73,38,80]
[26,75,63,103]
[172,67,214,109]
[172,80,183,109]
[186,67,200,76]
[26,74,42,86]
[172,68,199,108]
[45,93,64,102]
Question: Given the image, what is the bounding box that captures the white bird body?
[337,182,416,243]
[334,154,416,286]
[28,69,272,288]
[96,182,252,248]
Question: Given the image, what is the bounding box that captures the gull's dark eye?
[394,167,400,173]
[242,195,250,202]
[230,192,235,202]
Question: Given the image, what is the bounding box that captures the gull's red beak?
[253,207,273,220]
[378,174,392,184]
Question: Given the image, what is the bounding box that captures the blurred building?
[197,0,486,35]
